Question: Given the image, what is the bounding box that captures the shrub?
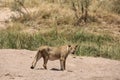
[111,0,120,14]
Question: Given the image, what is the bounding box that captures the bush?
[112,0,120,14]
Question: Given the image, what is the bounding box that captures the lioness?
[30,45,78,71]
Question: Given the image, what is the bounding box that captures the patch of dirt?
[0,49,120,80]
[0,8,14,30]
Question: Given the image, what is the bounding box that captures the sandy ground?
[0,8,12,29]
[0,49,120,80]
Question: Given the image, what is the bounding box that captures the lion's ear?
[68,45,71,47]
[47,47,51,51]
[75,45,78,48]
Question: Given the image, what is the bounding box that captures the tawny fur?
[30,45,78,71]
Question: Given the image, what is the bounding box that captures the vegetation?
[0,26,120,60]
[0,0,120,60]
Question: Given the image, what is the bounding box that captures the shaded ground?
[0,49,120,80]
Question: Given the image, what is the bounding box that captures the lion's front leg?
[60,57,65,71]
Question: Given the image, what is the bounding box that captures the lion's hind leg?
[43,56,49,69]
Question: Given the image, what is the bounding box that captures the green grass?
[0,29,67,50]
[0,28,120,60]
[71,31,120,60]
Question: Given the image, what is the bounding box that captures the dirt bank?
[0,49,120,80]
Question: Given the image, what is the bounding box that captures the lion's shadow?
[50,68,61,71]
[35,68,73,72]
[35,68,61,71]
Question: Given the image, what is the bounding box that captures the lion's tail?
[30,50,42,69]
